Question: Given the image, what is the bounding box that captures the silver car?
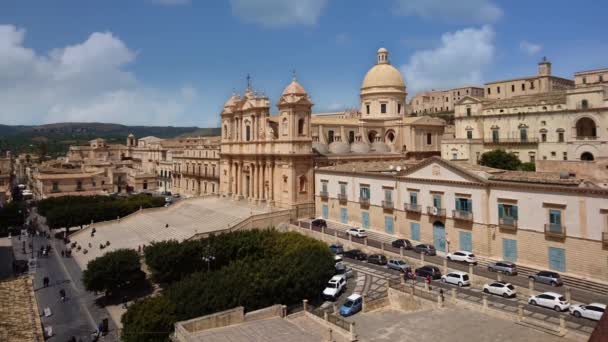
[387,259,411,273]
[487,261,517,275]
[529,271,563,287]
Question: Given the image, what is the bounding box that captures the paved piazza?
[351,308,576,342]
[69,197,269,268]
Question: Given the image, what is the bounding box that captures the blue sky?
[1,0,606,127]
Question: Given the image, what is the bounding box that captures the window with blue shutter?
[410,192,418,205]
[455,198,471,213]
[459,231,472,252]
[548,247,566,272]
[362,212,370,228]
[384,216,394,234]
[410,222,420,241]
[433,194,442,208]
[549,209,562,232]
[502,239,517,262]
[384,189,392,202]
[322,204,328,219]
[360,186,370,200]
[340,208,348,224]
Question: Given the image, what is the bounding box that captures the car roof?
[347,294,362,301]
[456,250,473,254]
[491,281,510,285]
[540,292,562,297]
[449,271,468,275]
[330,275,346,281]
[588,303,607,308]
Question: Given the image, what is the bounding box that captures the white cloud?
[0,24,201,126]
[230,0,328,27]
[151,0,191,5]
[401,26,495,94]
[519,40,542,55]
[395,0,502,24]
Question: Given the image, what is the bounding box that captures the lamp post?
[202,240,215,272]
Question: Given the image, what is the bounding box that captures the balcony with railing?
[337,193,348,204]
[404,203,422,213]
[544,223,566,239]
[426,206,446,217]
[484,137,539,145]
[319,190,328,200]
[382,200,394,211]
[498,217,517,230]
[575,135,598,140]
[360,197,370,208]
[452,210,473,222]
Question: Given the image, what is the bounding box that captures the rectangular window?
[321,180,328,193]
[340,207,348,224]
[384,216,394,234]
[339,183,347,196]
[492,130,499,143]
[452,153,458,160]
[459,231,472,252]
[502,239,518,262]
[549,209,562,230]
[511,84,515,92]
[497,86,501,94]
[397,103,402,113]
[466,131,472,139]
[558,132,564,142]
[455,198,472,213]
[498,204,518,223]
[541,133,547,142]
[409,192,418,205]
[563,152,567,161]
[466,107,471,116]
[521,83,525,91]
[410,222,420,241]
[487,88,491,94]
[520,129,528,142]
[359,186,370,200]
[52,182,59,191]
[366,104,370,114]
[362,212,370,228]
[432,194,442,209]
[426,133,432,145]
[384,189,393,204]
[380,103,387,114]
[548,247,566,272]
[322,204,328,219]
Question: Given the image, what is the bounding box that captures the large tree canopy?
[479,149,522,170]
[82,248,145,295]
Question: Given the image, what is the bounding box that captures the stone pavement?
[350,308,577,342]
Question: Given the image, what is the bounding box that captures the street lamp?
[202,240,215,272]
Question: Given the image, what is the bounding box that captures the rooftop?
[489,171,583,186]
[481,91,567,110]
[318,160,418,175]
[0,277,45,342]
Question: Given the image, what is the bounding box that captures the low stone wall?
[244,305,285,322]
[174,307,245,341]
[363,296,390,313]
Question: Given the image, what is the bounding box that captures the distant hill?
[0,122,220,157]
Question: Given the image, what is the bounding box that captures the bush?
[519,162,536,172]
[82,249,145,295]
[0,202,25,237]
[38,195,164,229]
[121,296,177,342]
[479,149,522,170]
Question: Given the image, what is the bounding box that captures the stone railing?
[498,217,517,230]
[403,203,422,213]
[187,209,293,240]
[452,210,473,222]
[544,223,566,239]
[426,206,446,217]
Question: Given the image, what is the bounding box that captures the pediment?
[455,96,482,105]
[400,157,487,184]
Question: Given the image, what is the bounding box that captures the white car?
[441,271,471,287]
[483,281,516,298]
[446,251,477,264]
[346,228,367,238]
[569,303,606,321]
[528,292,570,312]
[334,254,343,263]
[323,275,347,300]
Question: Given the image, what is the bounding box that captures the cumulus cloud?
[401,26,495,94]
[395,0,502,24]
[0,24,201,126]
[519,40,542,55]
[230,0,328,27]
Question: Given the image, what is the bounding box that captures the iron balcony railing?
[337,193,348,204]
[427,206,446,217]
[404,203,422,213]
[544,223,566,239]
[382,200,394,210]
[319,191,328,199]
[498,217,517,230]
[452,210,473,222]
[484,138,539,145]
[575,135,598,140]
[360,197,370,207]
[603,232,608,247]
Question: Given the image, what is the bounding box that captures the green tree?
[479,149,522,170]
[121,296,177,342]
[518,162,536,172]
[82,249,145,295]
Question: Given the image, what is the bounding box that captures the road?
[13,210,119,341]
[342,257,598,335]
[298,219,608,306]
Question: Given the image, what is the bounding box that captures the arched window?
[282,118,288,135]
[368,131,377,143]
[298,118,305,135]
[575,117,596,137]
[299,176,307,193]
[581,152,594,161]
[386,131,395,143]
[245,125,251,141]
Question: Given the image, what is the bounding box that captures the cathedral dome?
[361,48,405,91]
[329,141,350,154]
[282,79,307,96]
[371,141,390,153]
[350,141,370,154]
[312,141,329,154]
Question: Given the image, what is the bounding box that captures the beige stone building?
[409,86,484,116]
[0,153,13,205]
[315,156,608,281]
[171,137,220,196]
[442,65,608,164]
[484,57,573,100]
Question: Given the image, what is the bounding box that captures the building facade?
[409,86,485,116]
[315,157,608,281]
[171,137,221,196]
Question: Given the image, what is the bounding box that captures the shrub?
[121,296,177,342]
[479,149,522,170]
[82,249,145,295]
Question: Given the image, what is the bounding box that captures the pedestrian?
[61,250,65,257]
[439,289,444,303]
[43,277,49,288]
[426,275,432,291]
[59,289,66,302]
[165,223,169,228]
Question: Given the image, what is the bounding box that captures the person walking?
[59,289,66,302]
[426,275,432,291]
[43,277,49,288]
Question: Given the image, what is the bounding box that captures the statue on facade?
[266,127,276,140]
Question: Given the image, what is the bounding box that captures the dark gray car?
[529,271,563,287]
[488,261,517,275]
[414,244,436,256]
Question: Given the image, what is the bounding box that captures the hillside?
[0,122,220,157]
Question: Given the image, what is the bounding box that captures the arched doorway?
[433,221,446,252]
[581,152,594,161]
[368,130,378,143]
[385,130,396,144]
[575,117,597,138]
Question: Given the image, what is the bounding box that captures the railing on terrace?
[382,200,394,210]
[452,210,473,222]
[484,138,539,145]
[544,223,566,239]
[360,197,370,208]
[319,191,328,200]
[404,203,422,213]
[337,193,348,204]
[498,217,517,230]
[426,206,446,217]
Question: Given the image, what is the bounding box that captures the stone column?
[251,163,256,200]
[256,162,261,201]
[261,162,266,201]
[228,160,233,195]
[269,162,275,205]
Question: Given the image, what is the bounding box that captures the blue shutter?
[502,239,517,262]
[467,199,472,213]
[362,212,370,228]
[459,231,472,252]
[512,205,518,220]
[385,216,394,234]
[410,192,417,205]
[322,204,328,219]
[340,208,348,224]
[455,198,462,211]
[549,209,561,225]
[548,247,566,272]
[498,204,505,218]
[410,223,420,241]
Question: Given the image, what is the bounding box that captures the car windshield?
[343,300,354,308]
[559,296,566,302]
[462,275,469,281]
[396,261,404,265]
[507,285,514,290]
[327,283,337,288]
[469,254,475,257]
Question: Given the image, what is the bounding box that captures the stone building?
[219,79,315,211]
[171,137,221,196]
[442,66,608,164]
[315,156,608,281]
[409,86,485,116]
[0,153,13,205]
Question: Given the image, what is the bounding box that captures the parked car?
[346,228,367,238]
[340,294,363,317]
[164,196,173,203]
[569,303,606,321]
[334,254,343,263]
[329,243,344,255]
[335,262,354,279]
[441,271,471,287]
[446,251,477,264]
[391,239,413,250]
[311,218,327,229]
[483,281,516,298]
[173,193,181,198]
[528,292,570,312]
[367,254,388,265]
[414,244,436,256]
[323,275,347,300]
[487,261,517,275]
[387,259,411,273]
[343,249,367,261]
[415,265,442,280]
[528,271,563,287]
